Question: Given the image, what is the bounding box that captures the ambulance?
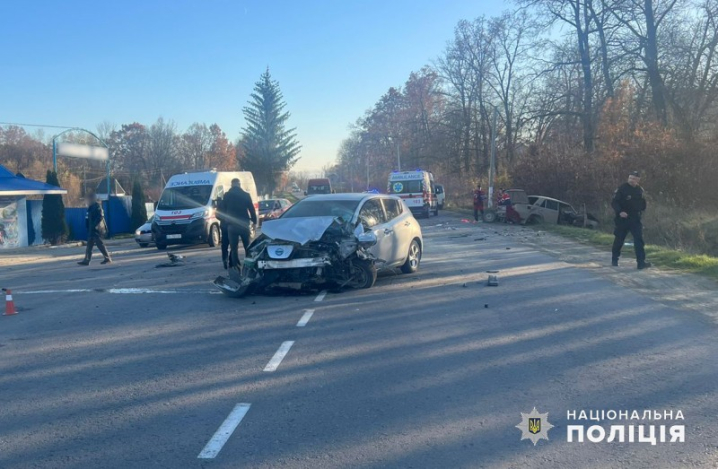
[387,170,438,218]
[152,170,258,250]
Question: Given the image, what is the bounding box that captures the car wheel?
[208,224,220,247]
[482,211,497,223]
[400,239,422,274]
[139,243,149,248]
[349,260,377,289]
[156,243,167,251]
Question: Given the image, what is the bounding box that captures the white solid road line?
[264,341,295,372]
[21,288,216,294]
[197,403,251,459]
[296,309,315,327]
[314,290,327,302]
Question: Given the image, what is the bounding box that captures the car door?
[380,197,411,266]
[357,198,391,264]
[542,199,560,223]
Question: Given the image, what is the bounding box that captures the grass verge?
[539,224,718,282]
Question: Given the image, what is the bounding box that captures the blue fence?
[63,196,134,241]
[25,196,135,244]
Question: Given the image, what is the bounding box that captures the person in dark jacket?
[78,192,112,265]
[216,196,230,269]
[611,171,651,269]
[222,178,257,268]
[472,185,485,222]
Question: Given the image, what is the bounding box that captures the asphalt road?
[1,211,717,468]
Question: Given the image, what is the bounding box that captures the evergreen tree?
[130,179,148,229]
[241,69,301,196]
[41,170,68,245]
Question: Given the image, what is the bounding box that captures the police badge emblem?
[516,407,554,445]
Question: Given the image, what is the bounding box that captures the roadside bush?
[41,170,68,245]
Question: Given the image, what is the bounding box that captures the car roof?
[529,195,570,204]
[301,192,377,201]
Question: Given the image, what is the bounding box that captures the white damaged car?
[214,193,423,297]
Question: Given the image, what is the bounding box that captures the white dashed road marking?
[197,403,251,459]
[314,290,327,302]
[264,341,295,372]
[296,309,314,327]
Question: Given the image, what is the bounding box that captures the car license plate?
[167,234,181,239]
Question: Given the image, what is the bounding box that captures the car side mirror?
[304,191,307,196]
[357,231,377,247]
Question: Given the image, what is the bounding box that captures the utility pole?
[396,141,401,171]
[366,157,370,191]
[488,107,498,209]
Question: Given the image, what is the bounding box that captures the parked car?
[258,198,292,225]
[435,184,445,209]
[214,193,423,297]
[134,215,155,248]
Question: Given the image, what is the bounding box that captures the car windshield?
[281,199,359,222]
[157,185,212,210]
[389,180,423,194]
[259,200,277,210]
[308,185,330,193]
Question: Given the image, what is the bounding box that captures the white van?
[387,170,438,218]
[152,170,258,250]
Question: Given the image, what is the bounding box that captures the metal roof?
[0,164,67,196]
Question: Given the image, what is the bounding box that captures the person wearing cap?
[78,192,112,266]
[222,178,257,269]
[611,171,651,269]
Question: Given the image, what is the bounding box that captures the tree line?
[0,69,301,206]
[331,0,718,211]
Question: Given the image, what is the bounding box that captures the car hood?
[261,216,360,245]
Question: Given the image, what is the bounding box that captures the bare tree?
[603,0,685,125]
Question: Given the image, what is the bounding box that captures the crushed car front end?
[214,215,378,297]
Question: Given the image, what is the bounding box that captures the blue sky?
[0,0,505,174]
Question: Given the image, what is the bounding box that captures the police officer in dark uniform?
[216,195,230,269]
[611,171,651,269]
[222,178,257,269]
[78,192,112,265]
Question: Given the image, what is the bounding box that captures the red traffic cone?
[3,289,17,316]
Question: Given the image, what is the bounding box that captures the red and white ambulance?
[152,170,259,250]
[387,170,438,218]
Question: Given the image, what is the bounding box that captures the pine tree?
[241,69,301,196]
[130,179,148,229]
[41,170,68,245]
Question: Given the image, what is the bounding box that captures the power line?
[0,121,77,130]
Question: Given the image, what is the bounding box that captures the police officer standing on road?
[222,178,257,269]
[78,192,112,266]
[611,171,651,269]
[216,194,230,269]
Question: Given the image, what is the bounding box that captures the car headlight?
[135,230,141,236]
[191,210,210,219]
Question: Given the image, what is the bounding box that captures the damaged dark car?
[214,193,424,297]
